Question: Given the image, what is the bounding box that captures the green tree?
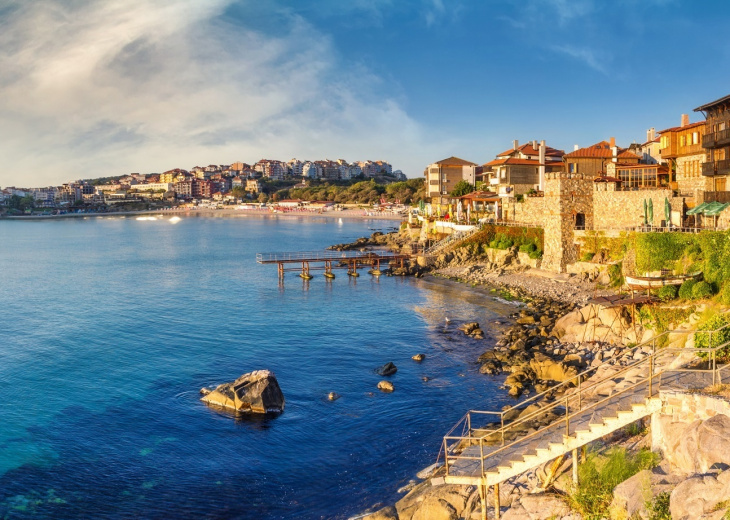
[231,186,247,199]
[451,180,475,197]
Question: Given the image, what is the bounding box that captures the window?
[693,132,699,145]
[680,135,686,146]
[569,163,577,173]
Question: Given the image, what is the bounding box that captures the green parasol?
[665,197,671,227]
[643,199,648,226]
[648,198,654,225]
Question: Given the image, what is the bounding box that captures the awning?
[687,202,710,215]
[704,202,730,217]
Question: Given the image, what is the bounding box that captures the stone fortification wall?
[502,196,547,226]
[676,153,712,202]
[593,185,681,229]
[541,172,594,273]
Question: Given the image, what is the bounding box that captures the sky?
[1,0,730,187]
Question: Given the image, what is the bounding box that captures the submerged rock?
[412,353,426,362]
[200,369,285,414]
[328,392,341,401]
[376,362,398,376]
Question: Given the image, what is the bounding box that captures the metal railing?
[423,220,544,256]
[442,322,730,480]
[256,250,409,263]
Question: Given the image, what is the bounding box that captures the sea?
[0,214,516,519]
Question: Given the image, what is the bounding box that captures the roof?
[687,201,730,216]
[564,141,640,160]
[457,190,500,201]
[695,94,730,112]
[594,176,622,183]
[496,143,565,158]
[432,156,478,166]
[483,158,541,167]
[656,121,705,134]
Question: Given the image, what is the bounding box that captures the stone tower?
[541,173,594,273]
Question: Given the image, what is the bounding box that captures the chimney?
[609,136,616,148]
[681,114,689,127]
[532,140,537,150]
[538,140,546,192]
[513,139,519,150]
[612,146,618,162]
[574,144,579,151]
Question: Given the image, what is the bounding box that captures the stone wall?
[593,185,682,229]
[676,153,711,202]
[502,196,547,226]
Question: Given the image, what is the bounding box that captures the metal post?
[479,482,487,520]
[649,353,653,397]
[443,438,449,475]
[565,395,570,437]
[501,413,505,446]
[572,448,578,485]
[480,437,485,478]
[468,413,472,437]
[494,484,500,520]
[713,348,717,386]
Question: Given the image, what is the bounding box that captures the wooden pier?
[256,250,411,279]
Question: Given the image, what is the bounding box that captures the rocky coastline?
[336,230,730,519]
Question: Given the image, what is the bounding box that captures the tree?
[231,186,247,199]
[451,180,475,197]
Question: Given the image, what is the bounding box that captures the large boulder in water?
[200,370,285,414]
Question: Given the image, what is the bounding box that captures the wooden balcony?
[702,159,730,177]
[702,128,730,149]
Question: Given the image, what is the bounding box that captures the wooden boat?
[625,272,701,291]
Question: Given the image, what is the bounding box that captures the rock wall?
[593,185,681,230]
[502,196,548,227]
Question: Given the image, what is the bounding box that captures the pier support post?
[479,482,487,520]
[494,483,500,519]
[572,448,579,486]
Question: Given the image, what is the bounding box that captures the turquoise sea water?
[0,214,514,519]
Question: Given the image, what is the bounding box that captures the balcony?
[702,159,730,177]
[703,128,730,149]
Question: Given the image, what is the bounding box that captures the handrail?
[256,250,410,263]
[443,319,730,478]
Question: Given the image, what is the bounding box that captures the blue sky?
[1,0,729,186]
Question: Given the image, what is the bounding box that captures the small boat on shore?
[625,272,701,291]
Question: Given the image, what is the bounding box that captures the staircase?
[424,224,482,256]
[441,327,730,488]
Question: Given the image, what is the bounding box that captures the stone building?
[424,156,478,205]
[563,139,640,176]
[480,140,564,195]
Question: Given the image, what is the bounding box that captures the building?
[695,94,730,192]
[481,139,564,195]
[563,139,640,176]
[246,179,263,194]
[424,156,478,205]
[254,160,286,180]
[604,162,670,189]
[131,182,173,192]
[160,169,188,183]
[658,114,708,196]
[287,159,303,177]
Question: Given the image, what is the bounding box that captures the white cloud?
[550,44,608,75]
[0,0,428,186]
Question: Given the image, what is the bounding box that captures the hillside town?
[0,158,403,213]
[423,93,730,272]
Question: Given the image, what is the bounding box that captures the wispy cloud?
[0,0,427,186]
[550,44,609,74]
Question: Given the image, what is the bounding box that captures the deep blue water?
[0,214,514,519]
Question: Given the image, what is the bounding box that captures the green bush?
[529,249,543,259]
[569,448,659,520]
[581,251,596,262]
[519,243,537,253]
[635,232,692,273]
[656,285,678,301]
[679,279,697,300]
[694,313,730,360]
[608,263,623,288]
[720,283,730,306]
[692,281,714,299]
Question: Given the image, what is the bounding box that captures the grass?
[646,492,671,520]
[568,448,660,520]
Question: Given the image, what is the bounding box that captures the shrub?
[581,251,596,262]
[519,243,537,253]
[569,448,659,520]
[647,492,671,520]
[679,279,697,300]
[692,281,714,299]
[656,285,678,301]
[694,312,730,360]
[608,263,623,288]
[529,249,543,259]
[720,283,730,306]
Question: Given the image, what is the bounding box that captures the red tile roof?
[483,158,541,167]
[564,141,640,160]
[656,121,705,134]
[496,143,564,158]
